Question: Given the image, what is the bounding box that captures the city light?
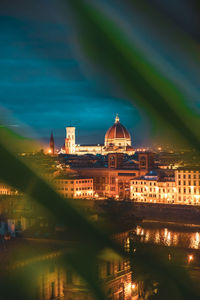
[188,255,194,263]
[132,283,136,289]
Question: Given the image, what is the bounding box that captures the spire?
[50,130,54,141]
[115,113,119,123]
[49,130,54,154]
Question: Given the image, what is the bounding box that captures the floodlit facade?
[54,177,94,199]
[77,168,140,199]
[175,168,200,205]
[62,114,135,155]
[130,176,176,204]
[0,183,18,195]
[130,168,200,205]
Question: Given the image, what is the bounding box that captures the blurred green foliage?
[0,0,200,299]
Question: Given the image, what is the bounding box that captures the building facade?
[130,168,200,205]
[62,115,135,156]
[175,168,200,205]
[54,177,94,199]
[0,183,19,196]
[77,168,140,199]
[130,175,176,204]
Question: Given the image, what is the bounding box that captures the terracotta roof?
[105,122,130,140]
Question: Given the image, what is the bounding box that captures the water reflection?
[136,225,200,249]
[189,232,200,249]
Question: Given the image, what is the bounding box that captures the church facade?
[61,114,135,155]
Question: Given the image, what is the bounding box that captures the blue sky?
[0,12,147,147]
[1,0,200,148]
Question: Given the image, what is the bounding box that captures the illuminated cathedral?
[60,114,134,155]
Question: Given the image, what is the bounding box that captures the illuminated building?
[54,176,94,199]
[104,114,131,148]
[0,183,18,195]
[77,153,141,199]
[131,168,200,205]
[77,167,140,199]
[138,152,155,175]
[65,126,76,154]
[176,168,200,205]
[62,114,135,155]
[130,172,176,204]
[76,153,157,199]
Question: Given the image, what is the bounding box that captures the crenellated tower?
[65,126,76,154]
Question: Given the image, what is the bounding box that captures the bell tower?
[65,127,76,154]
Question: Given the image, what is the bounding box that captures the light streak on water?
[135,225,200,249]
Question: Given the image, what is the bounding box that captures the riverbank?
[94,200,200,226]
[132,202,200,225]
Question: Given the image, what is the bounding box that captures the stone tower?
[65,127,76,154]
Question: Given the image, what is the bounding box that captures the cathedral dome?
[104,114,132,148]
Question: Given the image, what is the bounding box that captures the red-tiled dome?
[105,115,131,141]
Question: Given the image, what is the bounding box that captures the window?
[50,282,55,299]
[111,177,115,184]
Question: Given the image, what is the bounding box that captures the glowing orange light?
[48,149,52,154]
[132,283,136,289]
[188,255,193,263]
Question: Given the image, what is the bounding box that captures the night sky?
[0,1,147,148]
[1,0,200,148]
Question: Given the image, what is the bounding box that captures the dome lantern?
[115,113,119,123]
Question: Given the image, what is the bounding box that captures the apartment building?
[130,168,200,206]
[0,183,18,196]
[175,168,200,205]
[54,176,93,199]
[130,172,176,204]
